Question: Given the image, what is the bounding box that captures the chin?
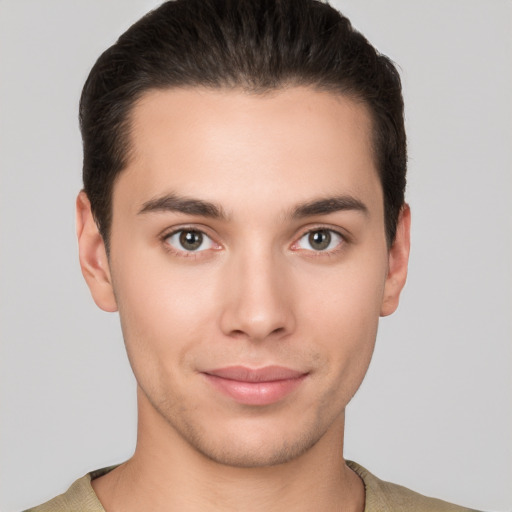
[193,436,318,469]
[176,413,330,469]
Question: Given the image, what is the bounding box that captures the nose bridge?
[219,240,295,341]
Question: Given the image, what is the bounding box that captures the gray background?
[0,1,510,511]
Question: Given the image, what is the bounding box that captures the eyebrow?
[291,195,368,218]
[138,192,368,220]
[139,193,227,219]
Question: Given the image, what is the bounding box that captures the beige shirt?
[24,461,480,512]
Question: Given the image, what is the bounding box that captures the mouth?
[202,365,309,406]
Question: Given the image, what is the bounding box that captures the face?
[78,87,409,468]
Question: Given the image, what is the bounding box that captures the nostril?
[227,325,288,341]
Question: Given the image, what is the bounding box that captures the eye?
[164,229,216,253]
[295,229,343,252]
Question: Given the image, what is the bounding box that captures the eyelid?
[160,225,222,255]
[290,225,348,253]
[159,223,217,240]
[297,223,350,241]
[158,223,348,256]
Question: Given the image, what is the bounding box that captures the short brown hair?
[80,0,406,249]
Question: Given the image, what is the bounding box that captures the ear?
[380,204,411,317]
[76,191,118,312]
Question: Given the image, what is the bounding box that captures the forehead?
[117,86,381,215]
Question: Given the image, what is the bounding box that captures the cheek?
[301,252,386,328]
[299,255,387,376]
[111,254,219,377]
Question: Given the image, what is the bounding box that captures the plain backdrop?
[0,1,510,511]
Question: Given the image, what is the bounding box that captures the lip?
[202,365,308,406]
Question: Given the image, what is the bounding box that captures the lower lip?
[203,374,307,405]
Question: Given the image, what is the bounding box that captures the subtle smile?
[202,366,309,406]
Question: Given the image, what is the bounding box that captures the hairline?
[95,83,392,254]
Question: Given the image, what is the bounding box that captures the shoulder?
[23,462,483,512]
[347,461,482,512]
[23,467,113,512]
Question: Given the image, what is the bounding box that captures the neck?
[92,388,364,512]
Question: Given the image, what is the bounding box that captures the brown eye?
[295,229,343,252]
[165,229,215,253]
[308,230,331,251]
[179,230,203,251]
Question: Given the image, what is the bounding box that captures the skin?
[77,87,410,511]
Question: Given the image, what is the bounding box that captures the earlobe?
[380,204,411,317]
[76,191,118,312]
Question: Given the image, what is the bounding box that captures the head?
[77,0,410,469]
[80,0,406,252]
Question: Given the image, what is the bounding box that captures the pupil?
[309,230,331,250]
[180,230,202,250]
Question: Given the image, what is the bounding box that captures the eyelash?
[160,225,347,258]
[291,226,347,257]
[160,226,220,258]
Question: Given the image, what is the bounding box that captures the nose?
[219,247,296,342]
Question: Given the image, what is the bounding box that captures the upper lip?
[204,365,307,382]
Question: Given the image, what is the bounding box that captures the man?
[24,0,482,510]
